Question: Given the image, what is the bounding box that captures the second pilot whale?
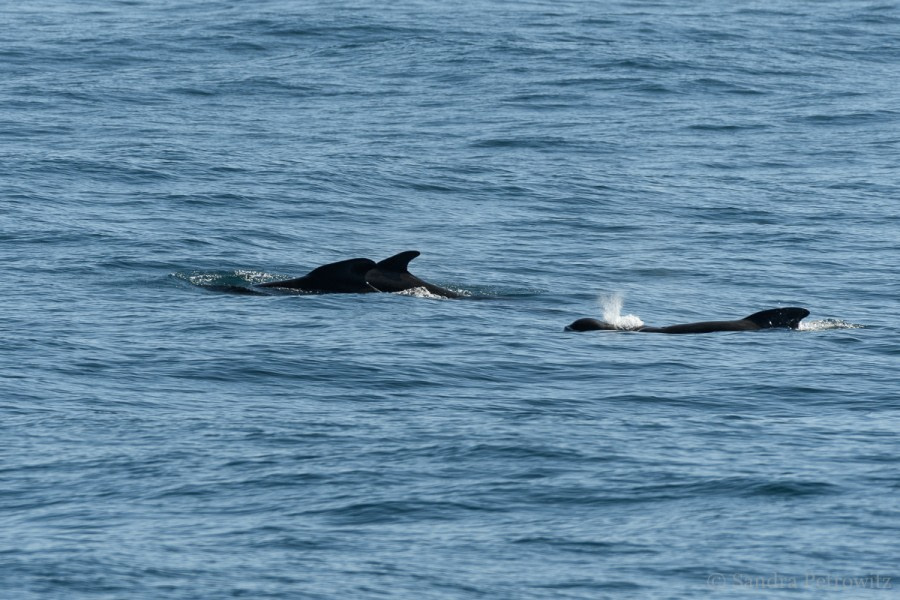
[566,307,810,334]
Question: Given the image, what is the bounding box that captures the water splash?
[172,271,274,295]
[395,286,449,299]
[234,270,274,285]
[799,319,864,331]
[598,293,644,330]
[173,270,274,286]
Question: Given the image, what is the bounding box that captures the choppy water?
[2,1,899,598]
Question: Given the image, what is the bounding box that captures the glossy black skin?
[257,251,459,298]
[566,308,810,334]
[257,257,378,294]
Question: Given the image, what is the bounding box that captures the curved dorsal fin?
[742,307,810,329]
[375,250,420,273]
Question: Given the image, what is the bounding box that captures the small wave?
[598,293,644,330]
[469,136,573,149]
[799,110,898,126]
[799,319,864,331]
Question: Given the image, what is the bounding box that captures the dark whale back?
[644,307,810,334]
[258,257,377,293]
[640,319,759,334]
[365,251,460,298]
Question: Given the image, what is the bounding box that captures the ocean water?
[2,0,899,598]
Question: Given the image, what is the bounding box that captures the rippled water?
[2,1,899,598]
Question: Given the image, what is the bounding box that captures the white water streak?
[395,286,447,299]
[799,319,864,331]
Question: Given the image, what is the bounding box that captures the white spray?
[599,292,645,330]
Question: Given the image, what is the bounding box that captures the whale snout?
[566,318,618,332]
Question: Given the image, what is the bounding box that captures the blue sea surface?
[2,1,899,598]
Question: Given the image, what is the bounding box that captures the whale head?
[565,318,619,332]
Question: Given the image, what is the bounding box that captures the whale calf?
[258,251,460,298]
[566,307,810,334]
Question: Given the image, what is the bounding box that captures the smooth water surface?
[2,1,898,598]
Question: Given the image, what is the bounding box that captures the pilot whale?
[258,251,460,298]
[566,307,810,334]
